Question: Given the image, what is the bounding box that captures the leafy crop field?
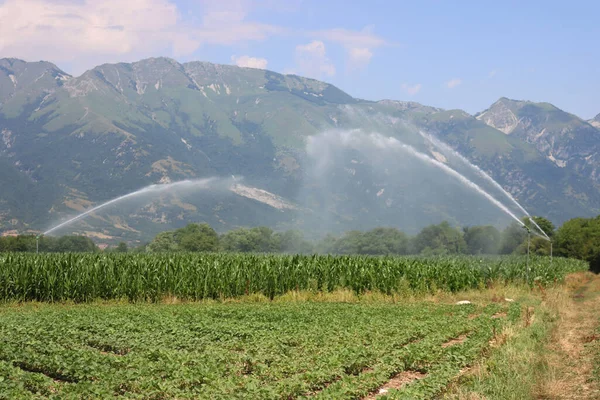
[0,300,520,399]
[0,253,587,302]
[0,254,589,398]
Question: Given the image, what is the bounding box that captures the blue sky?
[1,0,598,118]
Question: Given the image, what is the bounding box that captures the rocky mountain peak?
[0,58,63,72]
[591,113,600,129]
[475,98,521,134]
[0,59,70,87]
[0,58,71,113]
[477,97,600,177]
[377,100,441,114]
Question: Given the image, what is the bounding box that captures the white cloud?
[0,0,191,72]
[197,0,282,46]
[312,26,389,69]
[401,83,422,96]
[0,0,282,74]
[314,26,388,49]
[446,78,462,89]
[295,40,335,79]
[0,0,392,77]
[348,48,373,69]
[231,55,268,69]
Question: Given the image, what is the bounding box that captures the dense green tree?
[115,242,128,253]
[314,234,338,254]
[132,242,149,253]
[525,216,555,238]
[147,231,179,253]
[176,223,219,252]
[54,236,98,252]
[330,228,409,255]
[330,231,363,255]
[145,224,219,253]
[555,216,600,272]
[0,235,34,252]
[515,236,551,256]
[499,217,554,256]
[272,230,314,254]
[463,225,501,255]
[220,227,278,253]
[361,228,410,255]
[250,227,278,253]
[0,235,98,253]
[413,221,467,255]
[219,228,254,252]
[499,222,528,254]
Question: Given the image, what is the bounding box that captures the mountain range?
[1,57,599,244]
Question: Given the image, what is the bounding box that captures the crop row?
[0,301,518,399]
[0,253,588,302]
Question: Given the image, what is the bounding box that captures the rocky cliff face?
[476,98,600,183]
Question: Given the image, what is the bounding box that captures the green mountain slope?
[1,58,599,243]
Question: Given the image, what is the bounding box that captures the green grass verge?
[443,288,561,399]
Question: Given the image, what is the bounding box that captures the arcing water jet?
[44,178,221,236]
[308,130,528,228]
[418,130,551,240]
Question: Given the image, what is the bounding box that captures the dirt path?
[538,273,600,399]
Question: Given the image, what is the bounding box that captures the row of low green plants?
[0,253,588,302]
[0,300,515,399]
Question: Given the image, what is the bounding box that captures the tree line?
[0,235,98,253]
[1,215,599,272]
[141,218,554,256]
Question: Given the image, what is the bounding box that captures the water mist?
[306,130,528,229]
[44,177,232,236]
[418,130,550,240]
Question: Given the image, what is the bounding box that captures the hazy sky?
[0,0,598,118]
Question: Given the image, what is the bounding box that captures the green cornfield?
[0,253,588,303]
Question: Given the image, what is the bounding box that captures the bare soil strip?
[442,334,469,348]
[491,311,507,319]
[363,371,427,399]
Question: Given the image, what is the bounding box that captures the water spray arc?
[419,130,551,241]
[420,130,554,272]
[43,178,220,236]
[309,130,533,229]
[359,132,528,228]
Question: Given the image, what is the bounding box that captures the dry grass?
[488,325,517,349]
[535,272,600,399]
[443,272,600,400]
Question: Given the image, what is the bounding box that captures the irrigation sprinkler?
[36,234,40,254]
[522,225,532,283]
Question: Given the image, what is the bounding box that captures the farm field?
[0,254,595,399]
[0,253,588,302]
[0,300,518,399]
